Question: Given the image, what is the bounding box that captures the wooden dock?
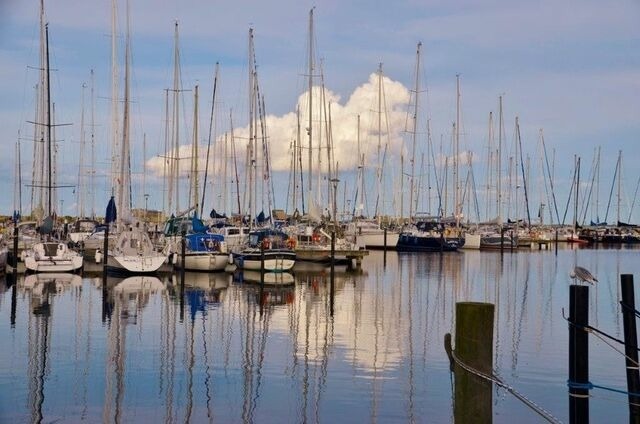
[294,248,369,270]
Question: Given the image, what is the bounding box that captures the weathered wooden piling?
[621,274,640,422]
[453,302,495,423]
[569,284,589,424]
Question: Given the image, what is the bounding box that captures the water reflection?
[1,247,637,422]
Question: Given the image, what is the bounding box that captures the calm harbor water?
[0,246,637,423]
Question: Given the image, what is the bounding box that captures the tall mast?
[617,150,622,224]
[409,42,421,220]
[454,74,460,228]
[33,0,47,214]
[45,24,53,216]
[574,155,580,230]
[117,0,132,222]
[201,63,219,217]
[90,69,96,218]
[248,28,256,227]
[307,7,314,213]
[169,21,183,215]
[595,145,601,222]
[110,0,120,198]
[485,111,493,221]
[190,84,199,210]
[77,81,87,218]
[14,135,23,216]
[497,95,503,222]
[376,63,383,219]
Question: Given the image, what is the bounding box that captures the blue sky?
[0,0,638,224]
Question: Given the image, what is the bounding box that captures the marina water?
[0,246,636,422]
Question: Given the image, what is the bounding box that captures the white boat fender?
[95,250,102,264]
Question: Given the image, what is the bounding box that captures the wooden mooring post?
[621,274,640,422]
[569,284,589,424]
[445,302,495,423]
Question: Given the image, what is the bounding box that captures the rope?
[619,301,640,320]
[563,315,639,351]
[564,315,640,365]
[449,349,562,423]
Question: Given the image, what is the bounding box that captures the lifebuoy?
[262,238,271,249]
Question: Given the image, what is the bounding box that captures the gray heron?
[570,266,598,284]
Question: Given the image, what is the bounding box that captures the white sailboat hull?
[460,233,481,249]
[107,254,166,274]
[24,256,83,273]
[355,232,399,249]
[174,252,230,272]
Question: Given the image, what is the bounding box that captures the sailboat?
[396,43,464,252]
[164,213,231,272]
[102,1,165,275]
[232,27,296,272]
[21,20,83,273]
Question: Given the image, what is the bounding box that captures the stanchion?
[330,231,335,317]
[569,284,589,424]
[621,274,640,422]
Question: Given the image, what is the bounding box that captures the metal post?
[181,230,186,288]
[453,302,494,423]
[330,231,335,316]
[102,226,109,268]
[555,229,558,256]
[569,284,589,424]
[13,224,18,269]
[260,240,265,287]
[621,274,640,422]
[10,274,17,326]
[383,227,387,251]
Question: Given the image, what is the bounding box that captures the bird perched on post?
[570,266,598,284]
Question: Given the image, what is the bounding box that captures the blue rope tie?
[567,380,640,397]
[566,380,593,390]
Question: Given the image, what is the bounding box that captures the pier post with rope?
[621,274,640,422]
[569,284,589,424]
[453,302,494,423]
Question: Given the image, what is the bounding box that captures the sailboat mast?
[45,24,53,216]
[454,74,460,228]
[409,42,421,220]
[376,63,383,219]
[191,84,199,210]
[574,155,580,229]
[617,149,622,224]
[171,21,181,215]
[497,95,503,222]
[110,0,120,198]
[77,81,86,218]
[117,0,132,222]
[307,8,314,212]
[201,62,219,217]
[595,145,601,222]
[90,69,96,218]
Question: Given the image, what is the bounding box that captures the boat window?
[228,229,239,235]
